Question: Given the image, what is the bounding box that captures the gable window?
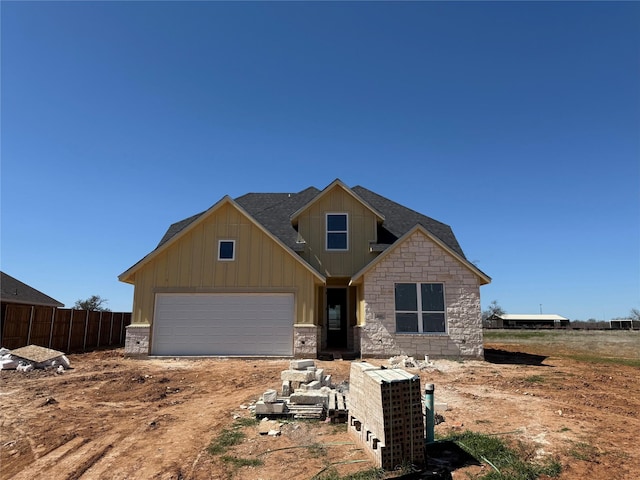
[326,213,348,251]
[395,283,446,333]
[218,240,235,261]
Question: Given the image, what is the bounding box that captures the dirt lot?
[1,336,639,480]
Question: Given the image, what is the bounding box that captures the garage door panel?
[152,293,294,356]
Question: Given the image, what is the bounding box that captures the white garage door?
[152,293,294,356]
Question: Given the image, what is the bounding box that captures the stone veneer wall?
[359,230,483,359]
[124,324,150,356]
[294,325,320,358]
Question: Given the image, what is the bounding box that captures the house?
[487,314,570,329]
[1,271,65,346]
[1,271,64,310]
[119,180,490,359]
[610,319,639,330]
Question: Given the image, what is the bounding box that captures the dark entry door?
[326,288,347,348]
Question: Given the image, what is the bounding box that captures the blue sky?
[2,1,638,320]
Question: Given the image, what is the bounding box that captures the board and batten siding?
[297,186,378,277]
[129,202,319,329]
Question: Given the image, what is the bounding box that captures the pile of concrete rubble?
[0,345,71,373]
[253,359,348,422]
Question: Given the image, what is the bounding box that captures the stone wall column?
[124,324,150,356]
[293,325,320,358]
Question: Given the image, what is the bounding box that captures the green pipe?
[425,383,435,443]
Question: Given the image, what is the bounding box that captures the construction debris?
[0,345,71,372]
[254,359,348,422]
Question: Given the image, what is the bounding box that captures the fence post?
[67,309,74,352]
[48,307,56,348]
[26,306,35,346]
[108,311,114,345]
[83,310,89,351]
[120,313,125,344]
[97,311,103,348]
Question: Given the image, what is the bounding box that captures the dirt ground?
[1,341,639,480]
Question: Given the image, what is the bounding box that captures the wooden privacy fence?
[1,305,131,352]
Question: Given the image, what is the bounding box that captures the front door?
[326,288,347,348]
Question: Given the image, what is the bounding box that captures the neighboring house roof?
[493,314,569,321]
[152,181,468,259]
[0,271,64,308]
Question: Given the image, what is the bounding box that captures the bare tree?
[74,295,110,311]
[482,300,505,327]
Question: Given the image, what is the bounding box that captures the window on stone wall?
[394,283,446,333]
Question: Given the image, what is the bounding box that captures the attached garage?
[152,293,294,356]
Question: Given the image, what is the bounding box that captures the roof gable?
[123,182,485,282]
[1,272,64,307]
[350,225,491,285]
[290,179,384,225]
[119,196,325,284]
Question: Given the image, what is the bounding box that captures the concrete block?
[290,359,315,370]
[282,381,291,397]
[281,369,315,383]
[255,401,286,415]
[315,368,325,382]
[263,389,278,403]
[323,375,331,387]
[306,380,321,390]
[289,390,329,406]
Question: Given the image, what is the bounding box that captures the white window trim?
[326,212,349,251]
[395,282,447,334]
[217,240,236,261]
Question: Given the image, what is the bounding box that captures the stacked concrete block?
[348,362,425,470]
[253,359,347,421]
[255,388,286,415]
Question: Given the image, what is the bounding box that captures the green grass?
[567,442,599,462]
[485,331,550,340]
[220,455,264,468]
[484,330,640,366]
[314,467,385,480]
[234,416,260,427]
[441,430,562,480]
[524,375,545,383]
[207,417,260,456]
[566,353,640,368]
[207,427,245,455]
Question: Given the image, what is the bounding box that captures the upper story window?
[395,283,446,334]
[326,213,348,251]
[218,240,235,261]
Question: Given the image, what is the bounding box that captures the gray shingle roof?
[1,271,64,307]
[351,186,465,258]
[154,184,466,260]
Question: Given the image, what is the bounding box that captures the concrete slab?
[289,359,315,370]
[281,369,315,383]
[290,390,329,406]
[255,401,286,415]
[10,345,65,364]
